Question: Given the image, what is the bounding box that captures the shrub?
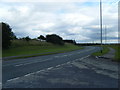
[1,22,15,49]
[46,34,64,45]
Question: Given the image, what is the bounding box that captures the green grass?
[3,40,83,58]
[92,45,120,62]
[92,45,109,56]
[109,45,120,62]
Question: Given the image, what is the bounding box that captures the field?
[3,40,83,58]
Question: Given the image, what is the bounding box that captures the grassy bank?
[3,40,83,58]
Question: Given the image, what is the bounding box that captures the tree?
[37,35,46,41]
[1,22,15,49]
[11,32,17,40]
[24,36,31,42]
[46,34,64,45]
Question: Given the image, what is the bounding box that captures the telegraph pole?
[100,0,103,53]
[105,25,107,44]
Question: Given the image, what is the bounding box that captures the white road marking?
[36,70,44,73]
[7,77,20,82]
[54,56,59,58]
[74,55,90,62]
[80,55,90,60]
[24,73,34,77]
[3,47,96,67]
[63,55,68,56]
[67,62,71,64]
[68,53,74,56]
[6,55,91,83]
[14,58,52,67]
[47,67,54,70]
[56,65,61,67]
[15,64,23,67]
[61,63,66,66]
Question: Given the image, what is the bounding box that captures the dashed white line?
[56,65,61,67]
[54,56,59,58]
[61,63,66,66]
[14,58,52,67]
[6,55,91,83]
[15,64,23,67]
[7,77,20,82]
[67,62,71,64]
[24,73,34,77]
[80,55,90,60]
[47,67,54,70]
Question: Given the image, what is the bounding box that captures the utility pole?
[100,0,103,53]
[105,25,107,44]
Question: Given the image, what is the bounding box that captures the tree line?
[1,22,76,49]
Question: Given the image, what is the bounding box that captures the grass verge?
[92,45,120,62]
[92,46,109,56]
[109,45,120,62]
[3,40,83,60]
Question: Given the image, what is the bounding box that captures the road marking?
[24,73,34,77]
[3,47,97,67]
[36,70,44,73]
[80,55,90,60]
[7,77,20,82]
[74,55,90,62]
[47,67,54,70]
[14,58,53,67]
[6,67,54,82]
[61,63,66,66]
[66,62,71,64]
[15,64,23,67]
[68,54,73,56]
[54,56,59,58]
[6,55,92,83]
[63,55,68,57]
[56,65,61,67]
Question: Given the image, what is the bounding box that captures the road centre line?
[13,58,53,67]
[3,47,96,67]
[54,56,60,58]
[6,55,91,83]
[3,58,53,67]
[47,67,54,70]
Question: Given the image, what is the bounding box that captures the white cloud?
[0,1,118,43]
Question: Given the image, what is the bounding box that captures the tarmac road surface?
[2,46,119,88]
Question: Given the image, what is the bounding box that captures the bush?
[46,34,64,45]
[1,22,15,49]
[37,35,46,41]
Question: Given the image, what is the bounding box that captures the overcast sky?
[0,0,119,43]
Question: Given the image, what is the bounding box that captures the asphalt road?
[2,46,101,84]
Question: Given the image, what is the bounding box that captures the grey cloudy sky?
[0,0,119,43]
